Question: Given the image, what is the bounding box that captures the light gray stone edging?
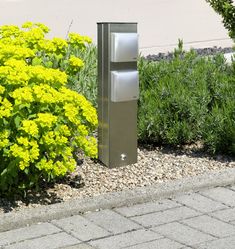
[0,167,235,232]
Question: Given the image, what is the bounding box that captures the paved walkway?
[1,184,235,249]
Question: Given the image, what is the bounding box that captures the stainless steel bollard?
[97,22,139,168]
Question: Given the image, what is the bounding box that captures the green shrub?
[69,44,98,107]
[202,58,235,154]
[0,22,98,194]
[203,102,235,154]
[138,47,235,155]
[206,0,235,41]
[138,50,210,145]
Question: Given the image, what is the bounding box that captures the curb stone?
[0,167,235,232]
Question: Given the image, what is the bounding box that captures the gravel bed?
[1,144,234,214]
[145,46,234,61]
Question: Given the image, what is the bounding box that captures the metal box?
[97,23,138,168]
[111,70,139,102]
[111,33,138,62]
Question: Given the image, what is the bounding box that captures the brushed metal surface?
[111,70,139,102]
[97,23,138,168]
[111,33,138,62]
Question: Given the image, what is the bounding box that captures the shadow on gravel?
[138,141,235,164]
[0,174,85,214]
[0,189,63,214]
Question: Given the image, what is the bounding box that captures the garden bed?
[0,23,234,214]
[0,144,234,214]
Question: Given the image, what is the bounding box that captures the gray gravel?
[145,46,234,61]
[0,144,234,214]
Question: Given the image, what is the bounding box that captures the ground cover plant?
[0,22,98,195]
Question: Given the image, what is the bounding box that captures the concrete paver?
[210,207,235,223]
[4,232,80,249]
[195,235,235,249]
[200,187,235,207]
[84,209,140,234]
[174,192,227,213]
[230,185,235,191]
[115,199,181,217]
[182,215,235,238]
[123,238,183,249]
[62,244,97,249]
[131,206,199,227]
[0,222,61,247]
[52,215,110,241]
[89,230,162,249]
[152,221,215,246]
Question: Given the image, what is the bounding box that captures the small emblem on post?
[120,154,127,161]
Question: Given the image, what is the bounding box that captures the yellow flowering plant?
[0,22,97,194]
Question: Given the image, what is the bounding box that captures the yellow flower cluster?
[64,103,79,123]
[69,55,84,68]
[0,44,35,63]
[36,157,76,176]
[0,130,9,148]
[0,97,13,118]
[36,113,58,128]
[38,37,68,55]
[32,84,61,103]
[10,137,39,170]
[11,86,34,104]
[75,136,98,158]
[0,59,30,86]
[0,22,97,189]
[68,33,92,49]
[21,120,39,136]
[22,22,50,34]
[29,66,67,86]
[0,85,5,94]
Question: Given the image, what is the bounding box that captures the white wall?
[0,0,233,55]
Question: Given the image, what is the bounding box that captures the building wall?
[0,0,233,55]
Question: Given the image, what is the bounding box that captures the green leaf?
[14,115,21,128]
[32,57,43,66]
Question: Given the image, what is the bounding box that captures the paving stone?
[89,229,162,249]
[0,222,61,247]
[230,186,235,191]
[52,215,110,241]
[174,192,227,213]
[115,199,180,217]
[62,244,97,249]
[200,187,235,207]
[195,235,235,249]
[152,222,214,246]
[131,206,199,227]
[4,232,80,249]
[210,207,235,223]
[84,209,140,234]
[123,238,183,249]
[182,215,235,238]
